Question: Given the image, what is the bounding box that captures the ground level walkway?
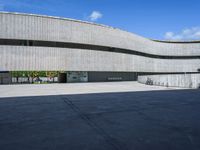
[0,81,183,98]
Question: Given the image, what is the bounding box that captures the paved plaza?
[0,82,200,150]
[0,82,182,98]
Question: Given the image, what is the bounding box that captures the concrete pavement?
[0,82,183,98]
[0,82,199,150]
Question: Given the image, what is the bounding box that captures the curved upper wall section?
[0,12,200,56]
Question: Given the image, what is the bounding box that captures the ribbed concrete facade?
[1,46,200,72]
[0,12,200,85]
[138,74,200,88]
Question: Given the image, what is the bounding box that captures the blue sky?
[0,0,200,40]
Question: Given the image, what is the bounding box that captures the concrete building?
[0,12,200,87]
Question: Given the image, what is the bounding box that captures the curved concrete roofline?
[0,11,153,41]
[0,11,120,31]
[1,11,200,44]
[0,11,172,43]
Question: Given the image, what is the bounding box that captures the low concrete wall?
[138,74,200,88]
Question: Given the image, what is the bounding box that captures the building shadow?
[0,89,200,150]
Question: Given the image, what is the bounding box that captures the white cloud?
[164,27,200,41]
[165,32,174,39]
[89,11,103,21]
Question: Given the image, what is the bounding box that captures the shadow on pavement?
[0,89,200,150]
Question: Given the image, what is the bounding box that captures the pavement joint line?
[63,96,128,150]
